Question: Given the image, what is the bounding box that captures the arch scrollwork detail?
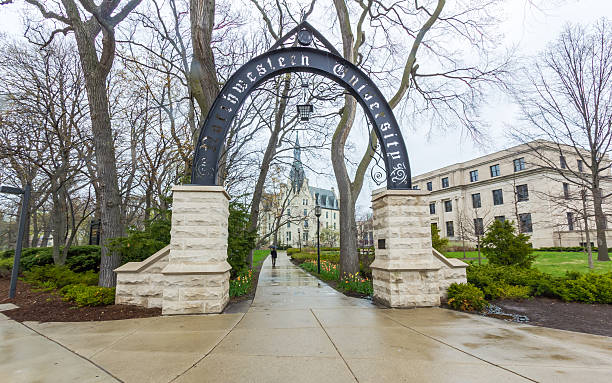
[192,30,412,190]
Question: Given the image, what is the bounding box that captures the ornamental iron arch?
[192,22,412,189]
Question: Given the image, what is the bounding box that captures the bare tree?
[513,19,612,262]
[4,0,145,286]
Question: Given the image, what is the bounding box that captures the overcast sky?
[1,0,611,212]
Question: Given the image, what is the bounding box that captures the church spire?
[289,132,305,192]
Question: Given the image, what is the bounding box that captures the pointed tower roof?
[289,132,305,192]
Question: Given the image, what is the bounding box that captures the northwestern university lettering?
[192,44,412,189]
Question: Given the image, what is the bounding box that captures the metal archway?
[192,23,412,189]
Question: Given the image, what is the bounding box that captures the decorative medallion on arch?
[192,21,412,189]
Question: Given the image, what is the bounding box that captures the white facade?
[258,136,340,248]
[412,141,612,248]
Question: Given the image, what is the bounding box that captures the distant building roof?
[309,186,338,210]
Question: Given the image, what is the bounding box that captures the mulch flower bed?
[492,297,612,337]
[0,277,160,322]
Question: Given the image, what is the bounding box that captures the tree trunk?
[582,190,594,269]
[51,182,69,265]
[86,77,124,286]
[592,184,610,261]
[332,98,359,278]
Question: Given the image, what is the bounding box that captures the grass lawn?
[446,250,612,277]
[252,249,270,268]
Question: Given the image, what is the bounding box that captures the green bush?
[290,251,340,264]
[4,246,101,272]
[0,257,13,277]
[483,282,531,300]
[287,248,301,255]
[431,224,449,253]
[227,202,256,276]
[0,249,14,259]
[446,283,487,311]
[60,284,115,306]
[467,264,612,304]
[553,273,612,303]
[480,220,535,268]
[108,217,170,265]
[22,265,98,289]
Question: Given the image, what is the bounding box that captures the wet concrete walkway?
[2,252,612,382]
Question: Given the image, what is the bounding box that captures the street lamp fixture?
[1,184,31,299]
[315,204,322,274]
[296,78,313,121]
[298,227,301,251]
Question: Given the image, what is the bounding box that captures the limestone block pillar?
[370,189,441,308]
[161,185,231,315]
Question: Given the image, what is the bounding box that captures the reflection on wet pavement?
[250,252,373,311]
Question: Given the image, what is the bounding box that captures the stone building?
[412,140,612,248]
[258,136,340,248]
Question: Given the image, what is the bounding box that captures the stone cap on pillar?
[162,261,232,275]
[371,188,430,202]
[172,185,230,200]
[370,259,441,271]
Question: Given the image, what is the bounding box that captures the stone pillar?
[370,189,441,308]
[161,185,231,315]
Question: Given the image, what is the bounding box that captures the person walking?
[271,247,278,267]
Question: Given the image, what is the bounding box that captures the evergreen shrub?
[446,283,487,311]
[480,220,535,268]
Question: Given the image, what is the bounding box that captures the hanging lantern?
[296,77,313,121]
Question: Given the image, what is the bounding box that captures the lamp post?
[298,227,301,251]
[1,184,31,299]
[315,204,321,274]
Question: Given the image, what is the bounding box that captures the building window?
[492,189,504,205]
[560,155,567,169]
[304,220,309,228]
[326,222,329,228]
[441,177,449,188]
[334,223,336,229]
[304,232,308,242]
[326,211,328,218]
[303,209,307,216]
[563,183,569,199]
[577,159,584,172]
[446,221,454,237]
[471,193,481,208]
[431,222,438,231]
[333,212,336,219]
[513,157,526,172]
[287,222,291,228]
[516,184,529,202]
[495,215,505,223]
[518,213,533,233]
[287,231,291,241]
[444,200,452,212]
[474,218,484,236]
[287,209,291,216]
[490,164,500,177]
[469,170,478,182]
[567,212,574,231]
[429,203,436,215]
[427,181,433,191]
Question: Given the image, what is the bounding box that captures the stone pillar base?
[372,265,441,308]
[161,268,230,315]
[161,185,231,315]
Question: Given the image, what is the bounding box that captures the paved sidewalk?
[2,252,612,382]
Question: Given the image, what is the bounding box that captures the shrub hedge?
[0,246,101,272]
[466,264,612,304]
[60,285,115,307]
[446,283,487,311]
